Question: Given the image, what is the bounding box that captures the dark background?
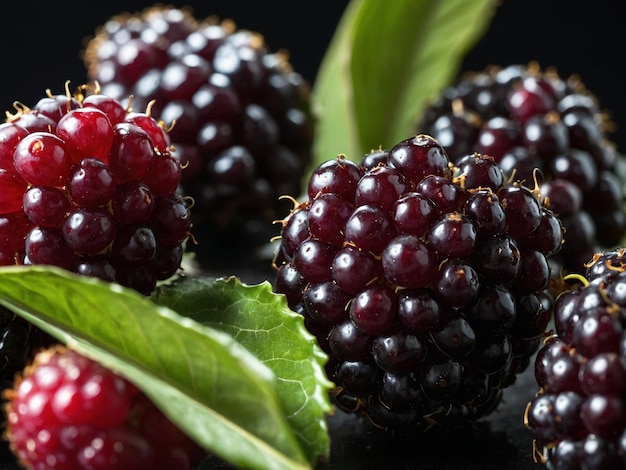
[0,1,622,469]
[0,0,624,150]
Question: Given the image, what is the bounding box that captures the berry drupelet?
[418,62,626,275]
[0,84,191,295]
[525,249,626,469]
[3,346,206,469]
[83,5,314,269]
[273,134,564,432]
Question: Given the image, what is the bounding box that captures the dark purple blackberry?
[525,250,626,468]
[83,6,313,268]
[418,62,626,275]
[273,134,564,432]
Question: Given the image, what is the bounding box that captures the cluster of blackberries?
[525,249,626,468]
[273,134,563,430]
[418,63,626,274]
[83,5,313,266]
[3,1,626,467]
[0,5,316,467]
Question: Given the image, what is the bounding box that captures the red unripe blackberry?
[0,85,190,296]
[525,249,626,469]
[3,346,205,469]
[273,134,564,431]
[418,62,625,275]
[83,5,313,269]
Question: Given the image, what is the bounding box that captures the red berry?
[124,111,171,154]
[0,212,33,253]
[82,94,127,126]
[0,169,29,214]
[4,346,206,469]
[23,186,71,227]
[13,132,73,187]
[140,154,181,196]
[56,108,115,163]
[68,158,116,207]
[0,87,189,295]
[0,123,29,168]
[108,123,155,184]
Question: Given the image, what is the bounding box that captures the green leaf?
[152,276,334,465]
[0,266,310,470]
[312,0,497,167]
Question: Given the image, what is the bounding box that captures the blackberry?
[418,62,626,275]
[83,5,313,268]
[0,84,191,295]
[3,345,205,469]
[273,134,563,431]
[525,249,626,468]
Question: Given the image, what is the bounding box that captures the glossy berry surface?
[4,346,205,469]
[525,249,626,469]
[0,86,190,295]
[83,5,313,268]
[273,134,564,431]
[418,62,626,275]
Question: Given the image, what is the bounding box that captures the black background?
[0,0,624,149]
[0,1,623,468]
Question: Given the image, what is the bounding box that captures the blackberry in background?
[525,249,626,468]
[273,134,563,432]
[83,5,314,270]
[418,62,626,275]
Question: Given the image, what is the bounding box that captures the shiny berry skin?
[56,108,115,163]
[0,87,190,295]
[418,62,625,274]
[526,251,626,469]
[381,234,436,288]
[13,132,73,187]
[68,158,116,207]
[84,5,313,268]
[274,134,563,431]
[4,346,205,469]
[108,123,155,184]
